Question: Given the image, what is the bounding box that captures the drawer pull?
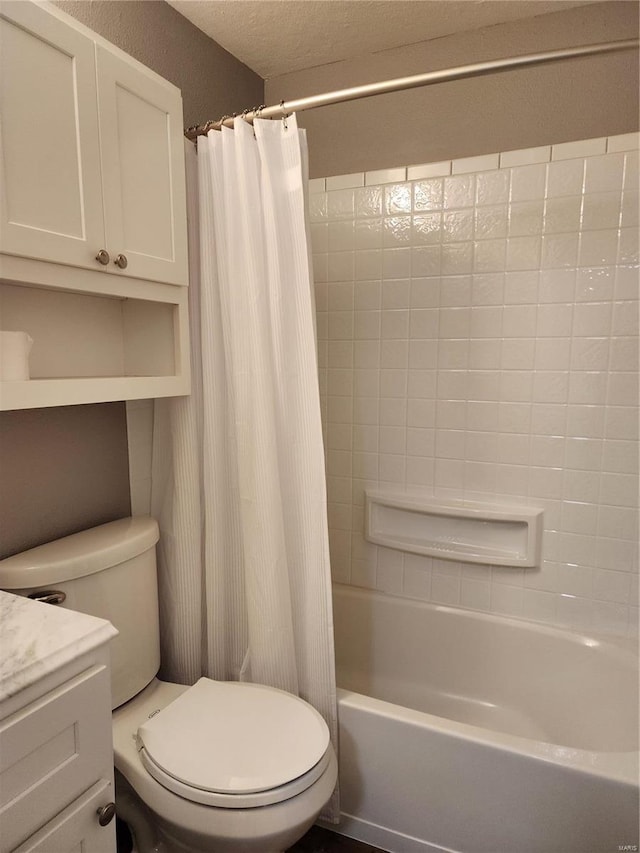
[97,802,116,826]
[95,249,110,265]
[114,253,128,269]
[27,589,66,605]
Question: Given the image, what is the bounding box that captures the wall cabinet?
[0,1,191,409]
[0,1,187,287]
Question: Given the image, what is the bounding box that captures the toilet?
[0,517,338,853]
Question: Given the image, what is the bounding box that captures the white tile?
[382,248,411,279]
[569,371,608,405]
[460,577,491,610]
[413,179,444,211]
[355,219,383,250]
[365,167,406,185]
[355,249,382,280]
[565,436,602,470]
[540,233,579,269]
[326,172,365,191]
[350,558,376,589]
[500,146,551,168]
[582,192,623,231]
[444,174,476,208]
[308,177,326,194]
[408,161,451,180]
[575,266,615,302]
[555,593,593,632]
[490,583,524,617]
[383,215,412,247]
[380,339,408,368]
[408,369,437,399]
[384,183,413,215]
[618,227,639,266]
[579,229,619,268]
[327,252,354,282]
[476,170,510,205]
[607,131,640,152]
[611,300,639,337]
[584,153,625,194]
[551,137,607,160]
[572,302,612,337]
[402,557,432,599]
[506,236,541,271]
[452,153,500,174]
[522,588,557,624]
[570,337,609,371]
[510,164,546,202]
[355,186,383,217]
[534,338,570,370]
[412,212,442,245]
[309,194,328,222]
[543,196,582,234]
[509,201,544,236]
[474,239,507,273]
[327,188,355,220]
[592,600,628,637]
[475,206,508,241]
[328,220,355,252]
[598,504,638,540]
[546,159,585,198]
[441,242,473,275]
[431,572,461,605]
[379,453,406,483]
[411,246,442,277]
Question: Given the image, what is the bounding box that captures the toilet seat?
[136,677,331,808]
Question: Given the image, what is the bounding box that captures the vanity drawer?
[0,664,113,853]
[13,780,116,853]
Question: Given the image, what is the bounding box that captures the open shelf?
[0,280,189,410]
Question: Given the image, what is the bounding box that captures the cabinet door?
[0,2,105,269]
[96,46,188,286]
[13,781,116,853]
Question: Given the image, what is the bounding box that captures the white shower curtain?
[152,116,338,812]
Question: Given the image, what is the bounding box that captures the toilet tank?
[0,517,160,709]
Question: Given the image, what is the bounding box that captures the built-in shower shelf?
[365,490,543,568]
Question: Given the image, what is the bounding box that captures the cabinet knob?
[114,253,128,269]
[95,249,110,265]
[96,802,116,827]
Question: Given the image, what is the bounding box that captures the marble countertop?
[0,590,117,702]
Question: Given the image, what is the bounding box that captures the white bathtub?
[326,584,639,853]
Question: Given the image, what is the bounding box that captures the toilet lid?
[137,678,330,805]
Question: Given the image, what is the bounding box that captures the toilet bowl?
[113,679,337,853]
[0,518,337,853]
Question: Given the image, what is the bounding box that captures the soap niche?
[0,280,188,409]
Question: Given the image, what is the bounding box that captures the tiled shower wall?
[310,133,639,639]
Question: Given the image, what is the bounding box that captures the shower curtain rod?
[184,38,638,140]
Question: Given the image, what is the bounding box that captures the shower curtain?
[151,116,338,813]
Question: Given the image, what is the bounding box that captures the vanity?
[0,591,117,853]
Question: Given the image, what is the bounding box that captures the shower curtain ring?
[280,100,288,130]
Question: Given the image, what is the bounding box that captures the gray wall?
[0,2,264,557]
[54,0,264,127]
[0,404,131,558]
[266,2,639,178]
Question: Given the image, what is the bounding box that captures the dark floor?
[288,825,385,853]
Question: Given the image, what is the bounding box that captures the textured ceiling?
[166,0,598,79]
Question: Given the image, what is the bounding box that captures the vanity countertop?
[0,590,117,702]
